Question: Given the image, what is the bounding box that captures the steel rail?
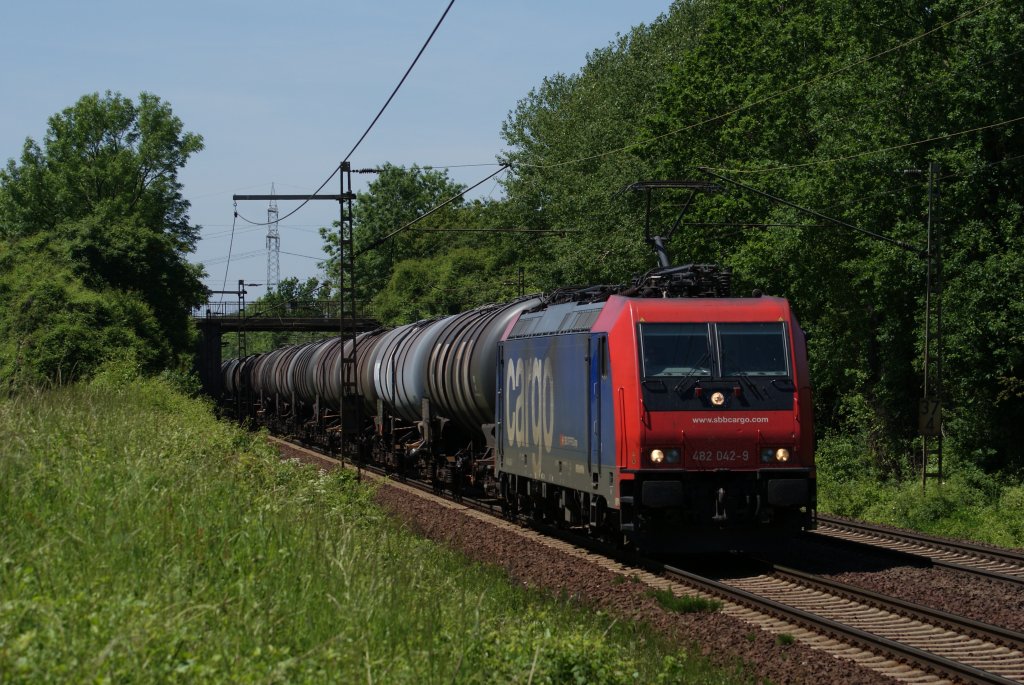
[818,514,1024,565]
[815,514,1024,586]
[770,564,1024,651]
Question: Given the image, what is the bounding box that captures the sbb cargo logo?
[505,356,555,456]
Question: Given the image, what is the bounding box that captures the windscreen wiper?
[674,350,711,395]
[735,372,763,400]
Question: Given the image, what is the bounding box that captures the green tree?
[0,91,206,384]
[499,4,709,288]
[0,235,166,385]
[639,0,1024,474]
[371,246,514,326]
[320,164,467,301]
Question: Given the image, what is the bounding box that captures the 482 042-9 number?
[691,450,750,462]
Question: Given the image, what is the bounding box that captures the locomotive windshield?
[640,324,711,377]
[639,322,790,378]
[718,323,789,377]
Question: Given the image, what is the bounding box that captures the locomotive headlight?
[667,448,680,464]
[775,448,791,462]
[650,449,665,464]
[711,391,726,406]
[760,447,773,463]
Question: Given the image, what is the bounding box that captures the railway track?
[659,561,1024,684]
[271,436,1024,683]
[815,514,1024,586]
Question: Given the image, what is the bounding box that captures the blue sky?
[1,1,671,300]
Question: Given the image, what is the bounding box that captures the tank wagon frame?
[222,264,816,549]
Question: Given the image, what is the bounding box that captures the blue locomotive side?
[496,327,617,505]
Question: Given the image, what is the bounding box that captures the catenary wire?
[655,118,1024,241]
[209,248,263,267]
[356,164,508,256]
[217,203,239,302]
[208,89,1022,274]
[699,167,926,255]
[411,227,579,233]
[212,1,1010,272]
[203,223,323,240]
[815,150,1024,215]
[205,249,326,267]
[280,250,327,260]
[233,0,455,229]
[340,0,454,164]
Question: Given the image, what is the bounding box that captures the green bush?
[816,435,1024,547]
[815,433,884,517]
[0,238,168,388]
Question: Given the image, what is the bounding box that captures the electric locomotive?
[496,265,815,548]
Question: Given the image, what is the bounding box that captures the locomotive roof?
[504,294,792,340]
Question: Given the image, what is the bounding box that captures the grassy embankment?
[817,436,1024,548]
[0,370,745,684]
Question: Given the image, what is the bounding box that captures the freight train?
[221,264,816,549]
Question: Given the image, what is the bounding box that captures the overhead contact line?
[356,164,509,255]
[233,0,456,229]
[698,167,927,256]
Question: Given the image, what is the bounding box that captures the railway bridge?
[192,299,379,397]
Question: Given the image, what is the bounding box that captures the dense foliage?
[817,435,1024,545]
[340,0,1023,478]
[631,0,1024,478]
[0,92,206,386]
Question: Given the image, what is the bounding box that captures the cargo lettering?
[505,357,555,456]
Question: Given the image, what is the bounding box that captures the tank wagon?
[222,264,816,548]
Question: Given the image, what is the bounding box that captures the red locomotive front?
[597,294,816,543]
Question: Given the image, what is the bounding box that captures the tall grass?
[0,374,743,683]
